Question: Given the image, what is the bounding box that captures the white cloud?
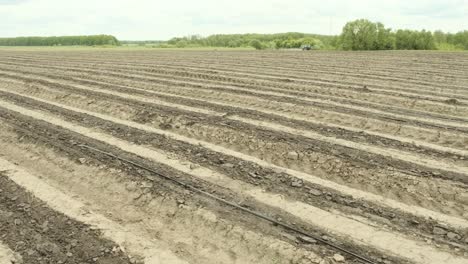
[1,0,467,40]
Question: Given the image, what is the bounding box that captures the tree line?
[142,19,466,51]
[159,33,336,50]
[121,33,335,49]
[339,19,467,51]
[0,35,119,46]
[1,20,466,51]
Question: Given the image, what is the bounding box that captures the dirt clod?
[297,236,317,244]
[291,179,303,187]
[433,226,447,235]
[0,176,132,264]
[443,98,459,105]
[332,253,345,262]
[287,151,299,160]
[446,232,461,240]
[222,163,235,168]
[361,85,372,92]
[309,188,323,196]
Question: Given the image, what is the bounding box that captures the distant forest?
[123,33,337,50]
[126,19,468,51]
[0,35,119,46]
[1,19,467,51]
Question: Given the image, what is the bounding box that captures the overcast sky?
[1,0,467,40]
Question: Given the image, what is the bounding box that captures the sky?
[1,0,467,40]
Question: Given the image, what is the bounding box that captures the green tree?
[227,39,242,48]
[340,19,378,50]
[395,30,435,50]
[176,40,188,48]
[249,39,265,50]
[374,22,394,50]
[452,31,468,49]
[433,30,447,44]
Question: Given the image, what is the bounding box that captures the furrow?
[1,93,467,231]
[0,122,326,264]
[4,53,468,95]
[5,80,468,224]
[0,99,467,264]
[2,59,468,113]
[4,59,465,126]
[2,71,468,160]
[0,158,187,264]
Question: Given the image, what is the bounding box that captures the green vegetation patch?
[0,35,119,46]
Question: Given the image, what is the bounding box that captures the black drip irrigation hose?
[78,144,377,264]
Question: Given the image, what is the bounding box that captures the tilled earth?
[0,175,132,264]
[0,48,467,264]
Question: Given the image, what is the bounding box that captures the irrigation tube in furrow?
[1,100,468,264]
[2,90,468,229]
[78,144,375,264]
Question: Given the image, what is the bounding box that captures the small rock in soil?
[361,85,372,92]
[433,226,447,235]
[447,232,461,240]
[140,182,153,189]
[248,172,258,178]
[70,239,78,247]
[221,163,235,168]
[287,151,299,160]
[78,158,87,164]
[309,188,322,196]
[291,179,303,187]
[11,253,23,264]
[444,98,459,105]
[297,236,317,244]
[36,242,60,254]
[332,253,345,262]
[281,233,297,241]
[458,193,468,204]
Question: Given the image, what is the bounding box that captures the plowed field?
[1,48,467,264]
